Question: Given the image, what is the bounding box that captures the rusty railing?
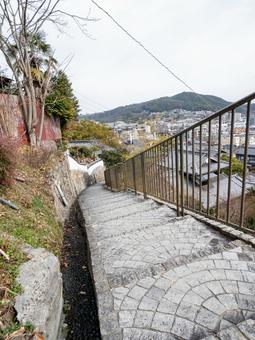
[104,92,255,230]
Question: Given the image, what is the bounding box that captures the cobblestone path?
[79,185,255,340]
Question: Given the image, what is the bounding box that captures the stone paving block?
[146,286,165,301]
[154,277,172,291]
[202,296,226,315]
[123,328,143,340]
[205,281,224,295]
[176,302,200,321]
[222,251,239,260]
[183,290,204,306]
[193,284,213,299]
[223,310,244,324]
[137,277,155,289]
[121,296,139,310]
[225,270,243,281]
[171,279,190,293]
[221,280,239,294]
[238,281,255,295]
[128,285,147,300]
[242,271,255,283]
[217,294,238,310]
[236,294,255,310]
[138,296,158,311]
[231,260,248,270]
[157,298,178,314]
[133,310,154,328]
[119,310,136,328]
[171,317,195,339]
[164,288,185,304]
[151,312,174,332]
[210,269,226,280]
[195,307,220,331]
[214,260,231,269]
[237,319,255,339]
[192,326,213,339]
[217,326,247,340]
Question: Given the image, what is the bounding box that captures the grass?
[0,237,26,338]
[0,163,63,255]
[0,150,64,337]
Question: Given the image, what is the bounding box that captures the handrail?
[104,92,255,230]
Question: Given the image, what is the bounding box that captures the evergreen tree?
[46,71,79,127]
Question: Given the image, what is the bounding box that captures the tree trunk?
[38,102,45,146]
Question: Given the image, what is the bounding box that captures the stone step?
[81,199,161,224]
[79,184,255,340]
[93,208,179,242]
[98,215,232,287]
[87,196,148,215]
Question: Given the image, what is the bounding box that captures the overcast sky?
[30,1,255,113]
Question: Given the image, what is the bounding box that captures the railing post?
[141,153,147,199]
[114,166,118,191]
[132,158,137,194]
[227,109,235,222]
[123,163,127,191]
[175,137,180,216]
[207,121,211,215]
[104,171,107,187]
[110,168,113,192]
[240,101,251,227]
[180,134,184,216]
[216,115,222,218]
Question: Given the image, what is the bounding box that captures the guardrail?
[104,92,255,230]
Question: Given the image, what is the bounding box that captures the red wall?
[0,93,61,145]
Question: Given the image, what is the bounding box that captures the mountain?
[83,92,231,123]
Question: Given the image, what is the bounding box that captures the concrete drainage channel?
[60,200,101,339]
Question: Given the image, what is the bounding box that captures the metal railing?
[104,92,255,230]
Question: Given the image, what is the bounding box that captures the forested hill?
[84,92,231,123]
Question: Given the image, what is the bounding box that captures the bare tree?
[0,0,93,145]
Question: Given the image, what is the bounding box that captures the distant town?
[99,109,255,167]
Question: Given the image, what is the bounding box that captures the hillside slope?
[85,92,231,123]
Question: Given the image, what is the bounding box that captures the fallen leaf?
[33,332,45,340]
[6,327,25,339]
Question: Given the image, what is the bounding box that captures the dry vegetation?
[0,146,63,338]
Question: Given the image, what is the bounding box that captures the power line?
[77,91,109,111]
[90,0,215,112]
[78,98,101,113]
[91,0,195,92]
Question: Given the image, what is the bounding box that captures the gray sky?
[17,1,255,113]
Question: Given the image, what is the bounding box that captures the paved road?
[79,184,255,340]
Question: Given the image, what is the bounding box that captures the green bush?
[221,154,244,176]
[99,150,125,167]
[69,146,99,159]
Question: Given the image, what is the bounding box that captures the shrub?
[23,146,54,168]
[69,146,100,160]
[0,137,19,186]
[99,150,125,167]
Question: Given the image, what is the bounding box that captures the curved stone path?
[79,185,255,340]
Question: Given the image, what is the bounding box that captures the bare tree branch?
[0,0,96,145]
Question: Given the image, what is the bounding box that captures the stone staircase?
[79,184,255,340]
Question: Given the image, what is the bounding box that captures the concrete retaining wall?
[14,155,105,339]
[15,247,63,340]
